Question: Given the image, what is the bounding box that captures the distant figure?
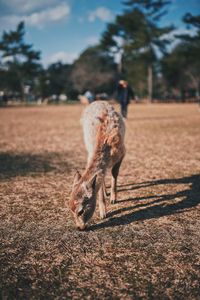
[117,80,134,118]
[78,90,95,105]
[84,90,94,103]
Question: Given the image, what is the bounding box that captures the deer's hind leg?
[110,157,123,204]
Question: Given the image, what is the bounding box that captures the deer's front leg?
[102,179,108,198]
[98,185,107,219]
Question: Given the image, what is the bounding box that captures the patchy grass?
[0,103,200,299]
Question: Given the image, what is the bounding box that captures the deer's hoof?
[99,212,107,219]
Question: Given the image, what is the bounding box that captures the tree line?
[0,0,199,103]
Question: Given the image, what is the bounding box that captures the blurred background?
[0,0,200,105]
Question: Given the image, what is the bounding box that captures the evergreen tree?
[37,62,76,99]
[162,13,200,102]
[179,13,200,101]
[101,0,173,101]
[70,45,117,95]
[0,22,41,101]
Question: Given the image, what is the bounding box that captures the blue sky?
[0,0,199,67]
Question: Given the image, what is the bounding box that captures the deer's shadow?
[89,174,200,231]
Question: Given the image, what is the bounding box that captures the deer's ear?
[73,170,81,189]
[87,173,97,191]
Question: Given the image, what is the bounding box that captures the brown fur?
[69,103,125,230]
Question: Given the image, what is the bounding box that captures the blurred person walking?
[117,80,134,118]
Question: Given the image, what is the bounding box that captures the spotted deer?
[69,101,125,230]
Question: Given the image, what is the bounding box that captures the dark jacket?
[117,84,134,105]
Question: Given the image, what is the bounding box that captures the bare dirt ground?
[0,103,200,299]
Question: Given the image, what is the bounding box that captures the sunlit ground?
[0,103,200,299]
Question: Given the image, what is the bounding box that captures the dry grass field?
[0,103,200,299]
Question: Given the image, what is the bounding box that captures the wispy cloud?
[1,0,59,14]
[0,15,21,31]
[158,27,198,55]
[86,36,99,45]
[44,51,78,66]
[88,7,113,22]
[26,3,70,28]
[161,28,197,42]
[0,2,70,30]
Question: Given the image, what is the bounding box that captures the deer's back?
[82,101,125,158]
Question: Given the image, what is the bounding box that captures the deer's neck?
[82,144,110,184]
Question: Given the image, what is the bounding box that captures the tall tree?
[0,22,41,101]
[162,13,200,102]
[70,45,117,95]
[36,62,77,99]
[101,0,173,101]
[179,13,200,101]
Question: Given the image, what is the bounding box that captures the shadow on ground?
[89,174,200,230]
[0,151,73,179]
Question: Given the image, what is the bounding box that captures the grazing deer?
[69,101,125,230]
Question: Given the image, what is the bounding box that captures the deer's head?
[69,171,97,230]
